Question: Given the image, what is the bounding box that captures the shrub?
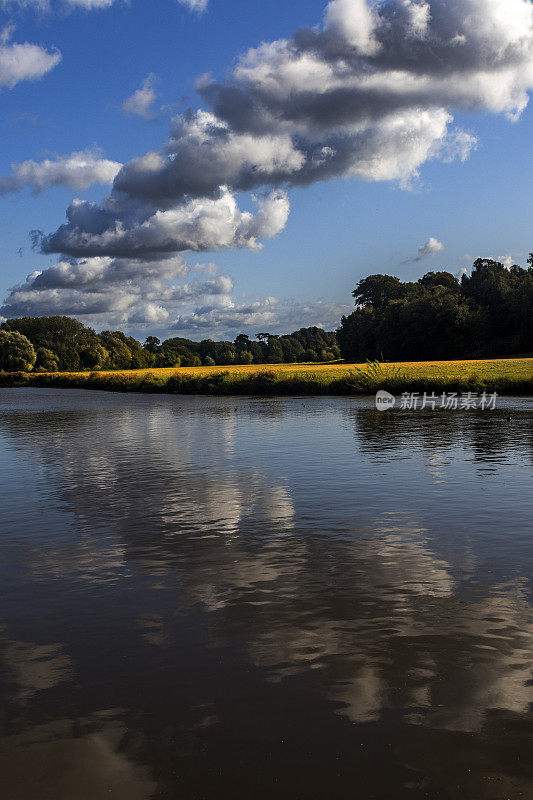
[235,351,254,365]
[0,330,37,372]
[35,347,60,373]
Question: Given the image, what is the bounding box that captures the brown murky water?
[0,388,532,799]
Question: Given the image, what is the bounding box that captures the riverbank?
[1,357,533,395]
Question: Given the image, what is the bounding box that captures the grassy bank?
[1,357,533,396]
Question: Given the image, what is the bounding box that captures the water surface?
[0,388,532,799]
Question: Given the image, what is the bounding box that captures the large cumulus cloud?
[41,0,533,264]
[0,149,122,195]
[7,0,533,332]
[0,255,235,326]
[0,252,350,336]
[114,0,533,206]
[39,189,290,258]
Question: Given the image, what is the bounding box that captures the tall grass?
[1,357,533,395]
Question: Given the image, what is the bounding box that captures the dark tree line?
[157,327,339,367]
[337,257,533,362]
[0,316,340,372]
[3,256,530,373]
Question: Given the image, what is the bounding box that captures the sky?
[0,0,532,342]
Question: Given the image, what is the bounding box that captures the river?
[0,388,532,799]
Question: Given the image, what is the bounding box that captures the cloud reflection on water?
[0,391,532,797]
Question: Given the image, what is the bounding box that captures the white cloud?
[177,0,208,13]
[0,251,350,339]
[8,0,533,331]
[0,1,49,8]
[40,0,533,262]
[498,254,517,269]
[65,0,118,7]
[100,0,533,213]
[0,0,121,9]
[0,149,122,195]
[0,255,234,325]
[324,0,380,55]
[172,297,352,339]
[122,74,159,119]
[40,189,290,258]
[117,110,305,200]
[414,237,446,262]
[0,30,61,89]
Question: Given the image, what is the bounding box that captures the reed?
[1,357,532,396]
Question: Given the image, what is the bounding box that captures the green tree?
[249,341,266,364]
[144,336,161,354]
[35,347,60,372]
[418,272,460,291]
[79,342,109,370]
[123,335,152,369]
[337,261,512,361]
[234,334,251,351]
[353,275,412,309]
[99,331,133,370]
[235,350,253,365]
[0,330,37,372]
[301,348,318,362]
[337,307,376,362]
[1,316,97,371]
[217,347,236,365]
[266,338,284,363]
[155,350,181,368]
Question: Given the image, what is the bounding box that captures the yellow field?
[51,357,533,382]
[3,356,530,395]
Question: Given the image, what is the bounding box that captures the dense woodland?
[338,257,533,361]
[0,318,340,373]
[1,257,532,373]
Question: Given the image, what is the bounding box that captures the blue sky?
[1,0,532,340]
